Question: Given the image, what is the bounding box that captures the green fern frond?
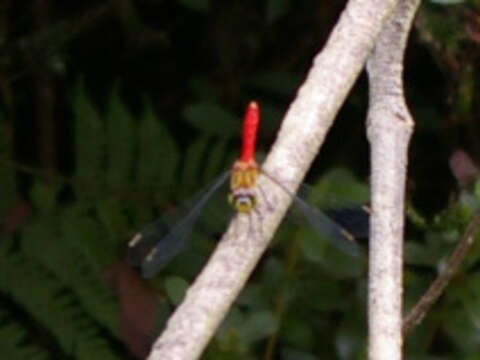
[105,84,136,190]
[136,99,179,201]
[0,122,18,214]
[72,78,105,198]
[179,135,211,196]
[20,213,120,339]
[202,139,231,184]
[0,245,120,359]
[0,313,50,360]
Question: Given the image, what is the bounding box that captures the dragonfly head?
[229,159,260,213]
[228,191,257,213]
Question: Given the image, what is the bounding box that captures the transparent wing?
[261,172,368,257]
[297,183,370,239]
[127,171,230,278]
[324,206,370,239]
[291,194,361,257]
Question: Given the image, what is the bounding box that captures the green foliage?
[30,181,61,214]
[0,82,212,359]
[404,184,480,358]
[2,0,479,358]
[177,0,209,13]
[0,121,17,215]
[0,238,117,359]
[183,102,239,137]
[73,79,105,198]
[137,100,179,197]
[248,71,302,96]
[164,276,189,305]
[105,84,136,190]
[4,75,480,359]
[266,0,290,24]
[0,310,50,360]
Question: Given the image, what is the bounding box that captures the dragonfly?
[127,102,367,278]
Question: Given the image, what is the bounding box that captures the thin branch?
[4,3,110,83]
[13,3,110,53]
[147,0,400,359]
[0,0,15,160]
[365,1,420,359]
[34,0,57,179]
[403,210,480,335]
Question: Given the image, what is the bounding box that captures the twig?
[14,3,110,54]
[34,0,57,179]
[263,233,302,360]
[403,210,480,335]
[4,3,110,83]
[365,0,420,359]
[147,0,400,359]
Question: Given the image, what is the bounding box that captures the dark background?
[2,0,480,359]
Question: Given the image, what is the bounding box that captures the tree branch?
[403,210,480,335]
[147,0,400,359]
[365,1,420,359]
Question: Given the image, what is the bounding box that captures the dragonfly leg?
[251,206,264,242]
[257,183,275,213]
[246,213,255,240]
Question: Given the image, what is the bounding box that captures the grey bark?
[365,0,420,359]
[147,0,401,359]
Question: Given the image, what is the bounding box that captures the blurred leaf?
[164,276,189,305]
[216,305,244,344]
[0,166,17,215]
[96,197,129,242]
[404,241,439,267]
[459,190,480,214]
[307,168,370,209]
[237,310,278,344]
[257,102,283,137]
[72,78,104,196]
[457,66,474,118]
[441,307,480,352]
[203,139,230,184]
[137,99,179,196]
[406,202,428,229]
[180,135,211,194]
[0,319,50,360]
[105,84,135,189]
[266,0,289,23]
[61,206,114,270]
[30,181,59,213]
[424,9,465,54]
[474,179,480,197]
[282,319,315,350]
[452,274,480,327]
[260,257,287,296]
[183,102,239,137]
[0,123,17,213]
[247,71,301,96]
[177,0,209,13]
[336,315,366,360]
[189,76,217,102]
[280,348,319,360]
[296,277,349,312]
[237,284,270,309]
[22,215,119,337]
[300,227,364,278]
[299,228,328,263]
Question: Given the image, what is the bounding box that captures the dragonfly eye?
[229,194,257,213]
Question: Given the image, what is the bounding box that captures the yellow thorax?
[230,159,259,191]
[228,159,259,213]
